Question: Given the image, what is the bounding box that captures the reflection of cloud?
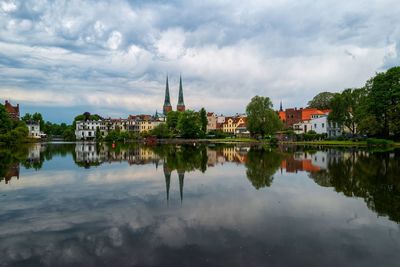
[1,152,400,266]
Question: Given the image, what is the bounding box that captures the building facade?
[75,120,102,140]
[26,121,41,139]
[4,100,20,120]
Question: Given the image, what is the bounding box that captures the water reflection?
[1,143,400,266]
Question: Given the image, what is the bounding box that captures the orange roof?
[301,108,325,121]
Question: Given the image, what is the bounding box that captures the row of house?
[206,113,249,136]
[278,106,342,137]
[75,113,164,140]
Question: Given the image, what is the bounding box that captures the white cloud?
[107,31,122,50]
[0,0,17,13]
[0,0,399,121]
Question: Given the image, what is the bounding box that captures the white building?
[75,120,102,140]
[293,114,342,138]
[26,121,41,139]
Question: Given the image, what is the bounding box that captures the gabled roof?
[301,108,326,121]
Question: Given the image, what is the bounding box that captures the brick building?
[4,100,20,120]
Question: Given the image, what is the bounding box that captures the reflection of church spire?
[163,164,171,203]
[178,170,185,203]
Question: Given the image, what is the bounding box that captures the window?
[314,124,317,128]
[322,123,324,128]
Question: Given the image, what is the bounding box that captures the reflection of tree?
[245,148,286,189]
[154,144,208,173]
[157,145,208,203]
[309,150,400,223]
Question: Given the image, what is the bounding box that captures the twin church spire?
[163,75,185,115]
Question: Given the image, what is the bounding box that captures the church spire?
[279,101,283,112]
[164,164,171,204]
[163,75,172,115]
[177,75,185,112]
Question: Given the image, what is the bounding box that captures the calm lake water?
[1,143,399,267]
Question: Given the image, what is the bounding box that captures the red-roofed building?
[4,100,20,120]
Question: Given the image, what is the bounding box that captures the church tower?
[176,75,185,112]
[163,75,172,115]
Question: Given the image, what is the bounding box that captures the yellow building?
[222,116,247,134]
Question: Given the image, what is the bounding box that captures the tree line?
[308,66,400,139]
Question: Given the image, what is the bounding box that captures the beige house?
[207,112,217,131]
[131,114,163,134]
[222,116,247,134]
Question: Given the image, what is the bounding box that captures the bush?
[269,137,279,146]
[207,130,230,139]
[104,130,130,142]
[366,138,394,147]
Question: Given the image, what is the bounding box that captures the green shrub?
[269,137,279,146]
[366,138,394,147]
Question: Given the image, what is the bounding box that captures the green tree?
[328,88,366,135]
[0,104,12,134]
[150,123,171,138]
[166,111,180,132]
[361,67,400,138]
[246,96,282,138]
[21,113,32,122]
[95,127,102,141]
[199,107,207,136]
[62,127,75,141]
[177,110,201,138]
[30,112,44,129]
[307,92,335,110]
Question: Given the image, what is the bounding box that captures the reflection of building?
[74,143,160,166]
[280,150,343,173]
[75,143,101,163]
[221,146,249,164]
[27,144,43,161]
[163,164,185,203]
[2,163,20,184]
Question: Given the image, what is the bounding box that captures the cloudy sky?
[0,0,399,122]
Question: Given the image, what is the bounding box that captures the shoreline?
[6,138,399,147]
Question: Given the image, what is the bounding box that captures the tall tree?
[0,104,12,134]
[246,96,282,138]
[166,111,180,131]
[328,88,366,135]
[177,110,201,138]
[199,107,207,135]
[32,112,44,129]
[21,113,32,122]
[307,92,335,110]
[361,67,400,138]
